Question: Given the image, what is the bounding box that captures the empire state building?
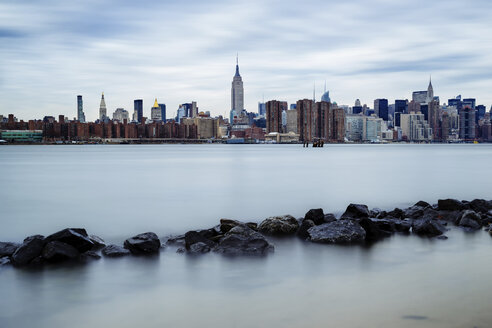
[230,56,244,123]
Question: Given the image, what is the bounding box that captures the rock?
[304,209,325,225]
[436,210,461,223]
[189,242,211,254]
[42,241,80,263]
[79,251,101,260]
[0,257,10,266]
[404,206,425,219]
[124,232,161,254]
[469,199,492,214]
[340,204,370,220]
[437,199,465,211]
[358,218,392,241]
[11,235,46,266]
[307,220,366,244]
[376,210,388,219]
[214,225,274,256]
[89,235,106,249]
[176,248,186,254]
[46,228,94,252]
[184,231,216,250]
[414,200,431,208]
[258,215,299,235]
[435,235,448,240]
[198,227,220,240]
[323,213,337,223]
[458,210,482,230]
[297,219,315,240]
[102,244,130,257]
[0,242,20,257]
[245,222,259,231]
[165,235,185,247]
[412,219,446,237]
[219,219,242,233]
[386,208,405,220]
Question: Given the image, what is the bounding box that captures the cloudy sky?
[1,0,491,121]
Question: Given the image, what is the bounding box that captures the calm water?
[1,144,492,328]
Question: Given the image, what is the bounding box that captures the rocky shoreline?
[1,198,492,268]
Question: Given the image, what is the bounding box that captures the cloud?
[0,0,492,121]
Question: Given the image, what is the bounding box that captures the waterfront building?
[286,109,297,133]
[77,95,86,123]
[112,108,129,122]
[345,114,364,141]
[428,100,441,140]
[134,99,143,123]
[181,117,218,139]
[459,106,476,140]
[374,98,389,121]
[159,104,166,122]
[99,93,107,121]
[331,107,346,142]
[463,98,476,109]
[151,99,162,121]
[296,99,314,142]
[400,112,432,141]
[266,100,287,133]
[448,96,462,110]
[230,56,244,124]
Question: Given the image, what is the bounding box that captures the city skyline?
[1,0,492,121]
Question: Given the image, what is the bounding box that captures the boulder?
[297,219,315,240]
[358,218,392,241]
[42,241,80,262]
[184,231,216,250]
[189,242,211,254]
[458,210,482,230]
[307,220,366,244]
[165,235,185,247]
[46,228,94,252]
[469,199,492,214]
[323,213,337,224]
[304,209,325,225]
[11,235,46,266]
[404,206,425,219]
[0,242,20,257]
[437,199,465,211]
[124,232,161,254]
[219,219,242,233]
[258,215,299,235]
[0,257,10,266]
[412,219,446,237]
[436,210,461,223]
[386,208,405,220]
[79,251,102,260]
[198,227,220,240]
[414,200,431,208]
[214,225,274,256]
[102,244,130,257]
[89,235,106,249]
[340,204,370,219]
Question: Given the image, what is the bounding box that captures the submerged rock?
[46,228,94,252]
[184,231,216,250]
[214,225,274,256]
[102,245,130,257]
[11,235,46,266]
[340,204,370,220]
[124,232,161,254]
[358,218,392,241]
[0,242,20,257]
[189,242,211,254]
[79,250,102,260]
[297,219,315,240]
[307,220,366,244]
[258,215,299,235]
[457,210,482,230]
[304,209,325,225]
[42,241,80,262]
[0,257,11,266]
[412,219,446,237]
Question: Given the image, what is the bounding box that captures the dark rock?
[458,210,482,230]
[198,227,220,240]
[414,200,431,208]
[80,251,101,260]
[404,206,425,219]
[370,208,382,218]
[176,248,186,254]
[184,231,216,250]
[245,222,258,231]
[297,219,315,240]
[437,199,465,211]
[46,228,94,252]
[29,256,45,266]
[102,244,130,257]
[0,257,10,266]
[469,199,492,214]
[304,208,325,225]
[258,215,299,235]
[214,225,274,256]
[435,235,448,240]
[340,204,370,220]
[307,220,366,244]
[219,219,242,233]
[412,219,446,237]
[124,232,161,254]
[0,242,20,257]
[89,235,106,249]
[165,235,185,247]
[11,235,46,266]
[386,208,405,220]
[323,213,337,223]
[421,208,439,220]
[189,242,211,254]
[376,210,388,219]
[42,241,80,263]
[436,210,460,223]
[358,218,392,241]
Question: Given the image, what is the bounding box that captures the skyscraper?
[258,102,266,116]
[77,95,86,123]
[266,100,287,133]
[134,99,143,123]
[230,55,244,123]
[151,99,162,121]
[374,99,389,121]
[99,92,107,121]
[159,103,166,122]
[426,77,434,103]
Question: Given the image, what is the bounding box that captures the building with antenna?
[230,55,244,124]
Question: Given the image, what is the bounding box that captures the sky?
[1,0,492,121]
